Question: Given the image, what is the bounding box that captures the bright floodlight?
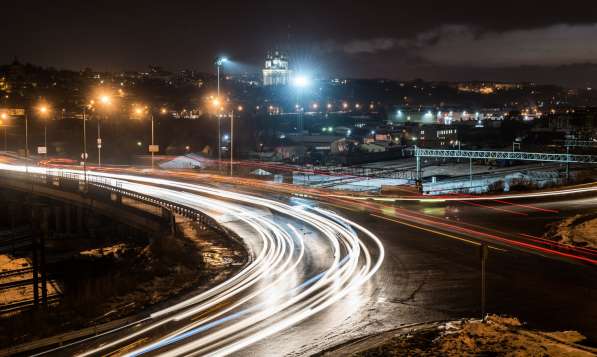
[292,75,310,88]
[216,57,228,66]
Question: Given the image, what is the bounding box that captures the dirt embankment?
[0,215,247,348]
[322,315,595,357]
[546,211,597,249]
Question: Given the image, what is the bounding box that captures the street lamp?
[215,57,228,97]
[211,97,224,172]
[292,74,311,134]
[132,105,157,170]
[81,103,91,185]
[230,105,243,176]
[0,113,8,151]
[37,105,50,156]
[94,94,112,166]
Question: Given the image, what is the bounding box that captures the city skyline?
[2,1,597,87]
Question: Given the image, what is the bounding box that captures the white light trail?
[0,164,384,356]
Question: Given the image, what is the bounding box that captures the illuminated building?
[262,51,291,86]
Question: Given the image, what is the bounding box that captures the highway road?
[1,162,596,356]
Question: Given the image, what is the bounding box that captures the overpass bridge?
[0,166,235,321]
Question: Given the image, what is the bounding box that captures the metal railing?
[0,169,236,240]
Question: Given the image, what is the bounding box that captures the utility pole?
[25,113,29,158]
[25,112,29,176]
[480,243,489,321]
[469,157,473,188]
[97,118,102,167]
[44,117,47,157]
[82,107,87,184]
[218,115,221,172]
[230,110,234,176]
[565,145,570,182]
[151,114,155,170]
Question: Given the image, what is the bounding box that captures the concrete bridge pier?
[76,206,85,234]
[64,204,72,235]
[54,206,62,234]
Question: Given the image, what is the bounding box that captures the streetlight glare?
[99,95,111,105]
[216,57,228,66]
[292,75,311,88]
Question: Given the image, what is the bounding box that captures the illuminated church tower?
[262,50,291,86]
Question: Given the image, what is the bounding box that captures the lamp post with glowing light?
[82,104,89,185]
[215,57,228,97]
[0,113,7,151]
[96,95,111,167]
[230,105,243,176]
[292,74,310,133]
[133,105,157,170]
[211,97,224,172]
[37,105,50,156]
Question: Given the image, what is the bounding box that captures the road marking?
[371,214,507,252]
[456,200,528,216]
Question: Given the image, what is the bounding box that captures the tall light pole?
[82,105,88,184]
[215,57,228,97]
[215,57,227,173]
[134,105,156,170]
[37,105,50,157]
[292,75,310,132]
[96,95,111,167]
[25,112,29,159]
[211,98,223,172]
[230,105,243,176]
[151,113,155,170]
[0,113,7,151]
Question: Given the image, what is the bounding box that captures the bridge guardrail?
[0,168,239,241]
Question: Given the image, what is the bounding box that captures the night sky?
[3,0,597,87]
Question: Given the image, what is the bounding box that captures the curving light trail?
[0,163,384,356]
